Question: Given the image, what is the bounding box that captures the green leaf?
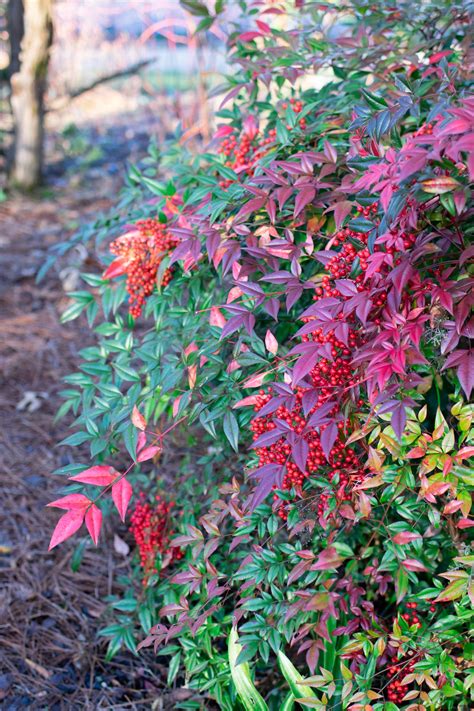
[223,411,239,451]
[228,628,268,711]
[60,431,91,446]
[361,88,388,109]
[277,650,317,701]
[167,652,181,684]
[113,598,137,612]
[61,299,89,323]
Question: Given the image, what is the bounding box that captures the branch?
[47,58,155,112]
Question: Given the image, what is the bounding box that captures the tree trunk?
[7,0,24,78]
[9,0,53,189]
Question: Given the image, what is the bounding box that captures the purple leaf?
[332,200,353,229]
[307,400,336,427]
[246,464,284,511]
[320,422,338,460]
[391,402,407,440]
[264,297,280,320]
[292,347,319,385]
[292,437,309,472]
[457,351,474,399]
[294,187,316,218]
[251,429,283,449]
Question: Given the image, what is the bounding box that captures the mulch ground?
[0,97,201,710]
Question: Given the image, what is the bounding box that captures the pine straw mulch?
[0,122,201,709]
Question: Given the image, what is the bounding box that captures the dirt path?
[0,101,187,710]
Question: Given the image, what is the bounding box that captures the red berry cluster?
[413,122,434,137]
[386,602,430,703]
[129,493,183,584]
[281,97,307,130]
[109,219,178,318]
[218,126,276,187]
[217,96,307,188]
[386,651,418,704]
[251,381,366,522]
[248,202,421,523]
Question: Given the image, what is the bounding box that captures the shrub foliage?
[47,1,473,709]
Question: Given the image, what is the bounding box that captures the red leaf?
[49,509,84,550]
[393,531,422,545]
[401,558,427,572]
[69,465,118,487]
[112,477,133,522]
[457,518,474,529]
[131,405,147,431]
[137,445,162,463]
[428,49,453,64]
[85,504,102,545]
[311,546,344,571]
[103,258,125,280]
[47,493,90,510]
[238,31,262,42]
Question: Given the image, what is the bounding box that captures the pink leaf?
[131,405,147,431]
[455,446,474,462]
[323,140,337,163]
[393,531,422,545]
[209,306,226,328]
[137,445,162,463]
[265,329,278,355]
[47,493,91,510]
[172,395,183,418]
[421,176,459,194]
[232,395,260,409]
[332,200,352,229]
[136,431,147,453]
[49,509,84,550]
[358,491,372,518]
[256,19,271,34]
[112,477,133,522]
[401,559,427,572]
[85,504,102,545]
[214,124,234,139]
[243,371,270,388]
[443,500,464,514]
[457,351,474,399]
[243,115,259,140]
[69,465,118,487]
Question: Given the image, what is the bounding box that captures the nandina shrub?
[45,1,474,709]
